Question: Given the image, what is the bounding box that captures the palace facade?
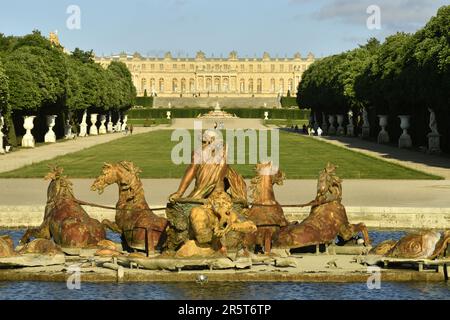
[95,51,315,97]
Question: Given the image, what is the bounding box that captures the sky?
[0,0,447,58]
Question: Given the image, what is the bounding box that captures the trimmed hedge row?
[280,96,298,108]
[135,96,154,107]
[127,108,310,120]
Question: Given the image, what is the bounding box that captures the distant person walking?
[129,124,134,135]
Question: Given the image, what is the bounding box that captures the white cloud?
[312,0,443,32]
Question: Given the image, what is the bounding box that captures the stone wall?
[1,205,449,229]
[153,97,280,108]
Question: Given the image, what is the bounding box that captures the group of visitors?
[290,123,323,136]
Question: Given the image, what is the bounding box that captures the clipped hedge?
[280,96,298,108]
[135,96,154,108]
[127,108,310,120]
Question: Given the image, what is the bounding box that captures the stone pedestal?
[377,115,389,144]
[99,115,107,134]
[328,115,336,135]
[22,116,36,148]
[398,115,412,148]
[427,133,441,154]
[336,114,345,136]
[89,113,98,136]
[44,115,57,143]
[79,111,88,137]
[107,112,114,133]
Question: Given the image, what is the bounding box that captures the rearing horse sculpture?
[245,162,289,254]
[20,166,106,247]
[275,163,371,249]
[91,161,168,253]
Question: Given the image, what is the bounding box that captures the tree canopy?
[297,5,450,152]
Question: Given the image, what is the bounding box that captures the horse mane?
[45,165,75,201]
[117,161,145,202]
[249,166,262,202]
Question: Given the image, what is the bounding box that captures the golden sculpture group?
[0,130,449,268]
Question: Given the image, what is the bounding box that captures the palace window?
[159,78,164,92]
[141,78,147,92]
[223,78,229,92]
[271,64,275,72]
[279,78,284,93]
[207,64,211,71]
[151,64,155,70]
[248,79,254,93]
[280,65,284,72]
[289,64,293,72]
[257,78,262,93]
[241,64,245,72]
[159,64,164,70]
[257,64,261,72]
[190,64,194,70]
[181,78,186,92]
[173,64,177,70]
[270,78,275,93]
[172,78,178,92]
[240,79,245,93]
[249,65,253,72]
[215,64,220,71]
[142,64,146,70]
[189,78,195,92]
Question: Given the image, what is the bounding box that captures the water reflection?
[0,281,448,300]
[0,229,448,300]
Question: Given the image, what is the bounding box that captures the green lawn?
[0,130,440,179]
[264,119,309,128]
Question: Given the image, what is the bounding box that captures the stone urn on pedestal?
[107,112,114,133]
[321,112,328,135]
[327,115,336,135]
[166,111,172,120]
[22,116,36,148]
[377,115,390,144]
[89,113,98,136]
[121,115,128,131]
[398,115,412,148]
[115,114,122,132]
[44,115,57,143]
[336,114,345,135]
[79,110,88,137]
[99,115,107,134]
[427,108,441,154]
[264,111,269,120]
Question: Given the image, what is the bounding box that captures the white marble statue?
[64,119,74,139]
[361,107,370,138]
[427,108,441,154]
[107,112,114,133]
[166,111,172,120]
[79,110,88,137]
[121,115,128,131]
[264,111,269,120]
[428,108,438,135]
[115,114,122,132]
[347,110,354,137]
